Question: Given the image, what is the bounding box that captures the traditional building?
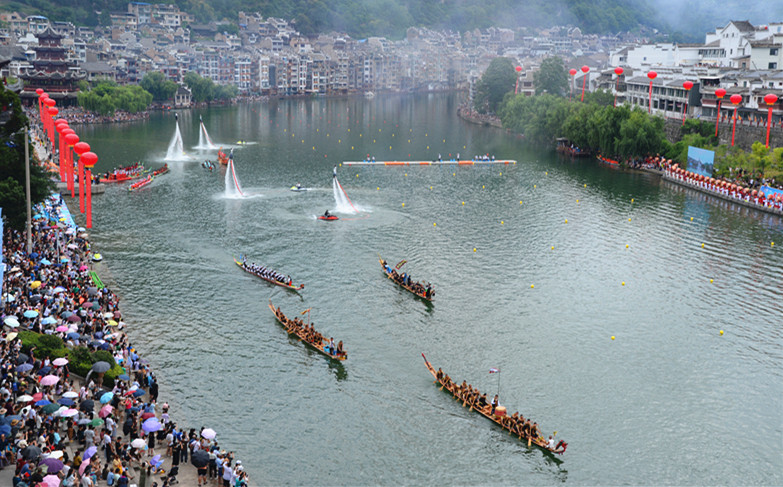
[19,26,84,106]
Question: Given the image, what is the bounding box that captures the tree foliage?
[140,72,178,102]
[0,87,55,231]
[78,82,153,116]
[183,71,237,103]
[474,57,516,114]
[533,57,568,96]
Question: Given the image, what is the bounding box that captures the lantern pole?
[732,104,738,146]
[715,99,721,137]
[765,94,778,148]
[86,167,93,228]
[24,127,32,254]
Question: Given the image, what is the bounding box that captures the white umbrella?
[61,391,78,399]
[201,428,217,439]
[4,317,19,327]
[16,394,33,403]
[131,438,147,449]
[52,358,69,366]
[44,450,63,459]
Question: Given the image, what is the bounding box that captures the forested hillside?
[2,0,663,38]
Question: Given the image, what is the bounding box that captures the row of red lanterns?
[34,88,99,228]
[565,67,780,148]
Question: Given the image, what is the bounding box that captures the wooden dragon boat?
[234,256,304,291]
[421,354,566,457]
[379,256,433,302]
[269,301,347,361]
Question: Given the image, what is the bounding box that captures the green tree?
[474,57,517,114]
[0,87,55,230]
[140,72,178,102]
[533,57,568,96]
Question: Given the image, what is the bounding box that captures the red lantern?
[515,66,522,72]
[613,67,624,107]
[646,71,657,113]
[35,88,43,95]
[80,152,98,228]
[569,68,577,76]
[681,81,694,125]
[713,88,726,137]
[580,66,589,102]
[74,141,90,155]
[44,98,56,107]
[729,94,742,146]
[764,94,778,148]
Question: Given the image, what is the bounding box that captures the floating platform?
[342,159,516,166]
[56,182,105,194]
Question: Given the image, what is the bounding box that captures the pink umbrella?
[56,325,69,332]
[60,408,78,418]
[52,358,69,366]
[32,392,43,401]
[79,458,89,476]
[99,405,113,418]
[40,375,60,386]
[78,265,88,272]
[42,474,60,487]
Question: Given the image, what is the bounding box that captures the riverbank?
[0,127,250,486]
[456,106,504,129]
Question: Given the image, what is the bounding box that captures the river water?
[73,94,782,485]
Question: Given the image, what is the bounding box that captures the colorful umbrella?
[23,310,39,318]
[99,405,113,418]
[52,358,69,366]
[201,428,216,439]
[40,375,60,386]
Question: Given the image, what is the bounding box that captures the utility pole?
[24,127,32,254]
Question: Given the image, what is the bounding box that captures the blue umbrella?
[100,392,113,404]
[40,259,52,266]
[37,366,52,376]
[23,310,39,318]
[61,311,73,318]
[0,424,10,436]
[118,374,130,381]
[94,332,103,339]
[66,332,80,340]
[52,286,66,294]
[57,398,75,406]
[41,316,57,325]
[34,399,51,406]
[16,363,33,373]
[99,343,111,350]
[132,389,146,398]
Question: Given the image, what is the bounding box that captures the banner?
[760,185,783,198]
[687,146,714,178]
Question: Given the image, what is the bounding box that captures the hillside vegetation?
[4,0,663,38]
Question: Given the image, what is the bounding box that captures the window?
[769,62,778,69]
[771,48,779,56]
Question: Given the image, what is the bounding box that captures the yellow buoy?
[611,336,615,340]
[499,172,502,176]
[551,246,554,250]
[631,198,634,203]
[530,284,534,288]
[545,171,548,175]
[534,184,537,188]
[519,201,523,204]
[564,219,568,224]
[626,244,629,248]
[433,222,436,226]
[453,173,456,176]
[482,185,485,189]
[772,242,775,247]
[429,186,433,190]
[405,173,408,177]
[628,218,632,222]
[339,163,342,167]
[584,184,587,188]
[690,217,694,221]
[402,203,405,207]
[501,221,504,225]
[719,330,724,335]
[709,278,713,283]
[356,174,359,177]
[576,199,579,203]
[621,282,625,286]
[701,243,705,248]
[377,187,380,190]
[462,201,465,205]
[473,248,477,252]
